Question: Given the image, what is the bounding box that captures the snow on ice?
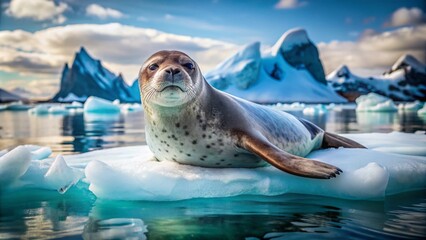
[0,132,425,201]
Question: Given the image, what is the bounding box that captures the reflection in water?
[326,109,359,133]
[1,107,425,155]
[0,188,95,239]
[0,111,145,154]
[400,112,426,133]
[0,165,424,239]
[0,107,425,239]
[356,112,399,132]
[83,218,147,240]
[355,111,426,133]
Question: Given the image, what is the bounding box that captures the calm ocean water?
[0,106,425,239]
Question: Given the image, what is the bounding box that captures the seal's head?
[139,50,203,107]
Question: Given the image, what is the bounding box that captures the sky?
[0,0,425,98]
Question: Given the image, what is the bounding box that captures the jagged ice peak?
[271,28,310,55]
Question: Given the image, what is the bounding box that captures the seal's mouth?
[158,85,186,92]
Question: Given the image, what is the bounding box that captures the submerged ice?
[0,132,425,201]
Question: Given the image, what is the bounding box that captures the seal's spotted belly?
[145,119,265,168]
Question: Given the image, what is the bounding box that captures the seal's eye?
[183,62,194,70]
[148,63,159,71]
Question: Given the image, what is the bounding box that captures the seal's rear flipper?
[322,132,366,149]
[234,131,342,179]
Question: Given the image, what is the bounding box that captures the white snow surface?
[1,132,425,201]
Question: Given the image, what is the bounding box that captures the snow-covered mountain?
[328,54,426,101]
[10,87,34,99]
[205,28,346,103]
[10,87,51,100]
[52,47,140,103]
[0,88,27,103]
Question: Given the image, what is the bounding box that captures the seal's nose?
[164,67,181,76]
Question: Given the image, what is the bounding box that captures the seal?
[139,50,365,179]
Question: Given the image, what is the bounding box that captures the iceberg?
[28,104,70,115]
[398,101,424,112]
[208,42,261,90]
[418,104,426,116]
[356,93,398,112]
[205,29,346,103]
[48,106,68,114]
[302,104,328,115]
[57,93,88,103]
[120,103,143,113]
[0,132,425,201]
[65,101,84,109]
[53,48,140,103]
[28,105,50,115]
[6,101,32,111]
[84,96,121,114]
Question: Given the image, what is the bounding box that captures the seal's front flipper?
[234,131,342,179]
[322,132,366,149]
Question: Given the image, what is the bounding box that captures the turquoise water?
[0,107,426,239]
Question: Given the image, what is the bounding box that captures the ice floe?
[356,93,398,112]
[398,101,424,112]
[417,104,426,116]
[84,96,121,113]
[0,132,425,201]
[302,104,328,115]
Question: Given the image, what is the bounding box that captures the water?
[1,107,426,239]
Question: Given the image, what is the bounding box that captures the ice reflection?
[1,106,424,155]
[0,111,145,154]
[356,112,399,132]
[83,218,147,240]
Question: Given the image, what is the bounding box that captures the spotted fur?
[139,50,364,178]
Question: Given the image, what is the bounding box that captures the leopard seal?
[139,50,365,179]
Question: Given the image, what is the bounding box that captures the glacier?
[0,132,425,201]
[205,28,347,103]
[328,54,426,101]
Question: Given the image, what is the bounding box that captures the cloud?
[86,4,124,19]
[0,23,238,86]
[275,0,307,9]
[385,7,425,27]
[5,0,68,24]
[318,24,426,75]
[0,49,64,75]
